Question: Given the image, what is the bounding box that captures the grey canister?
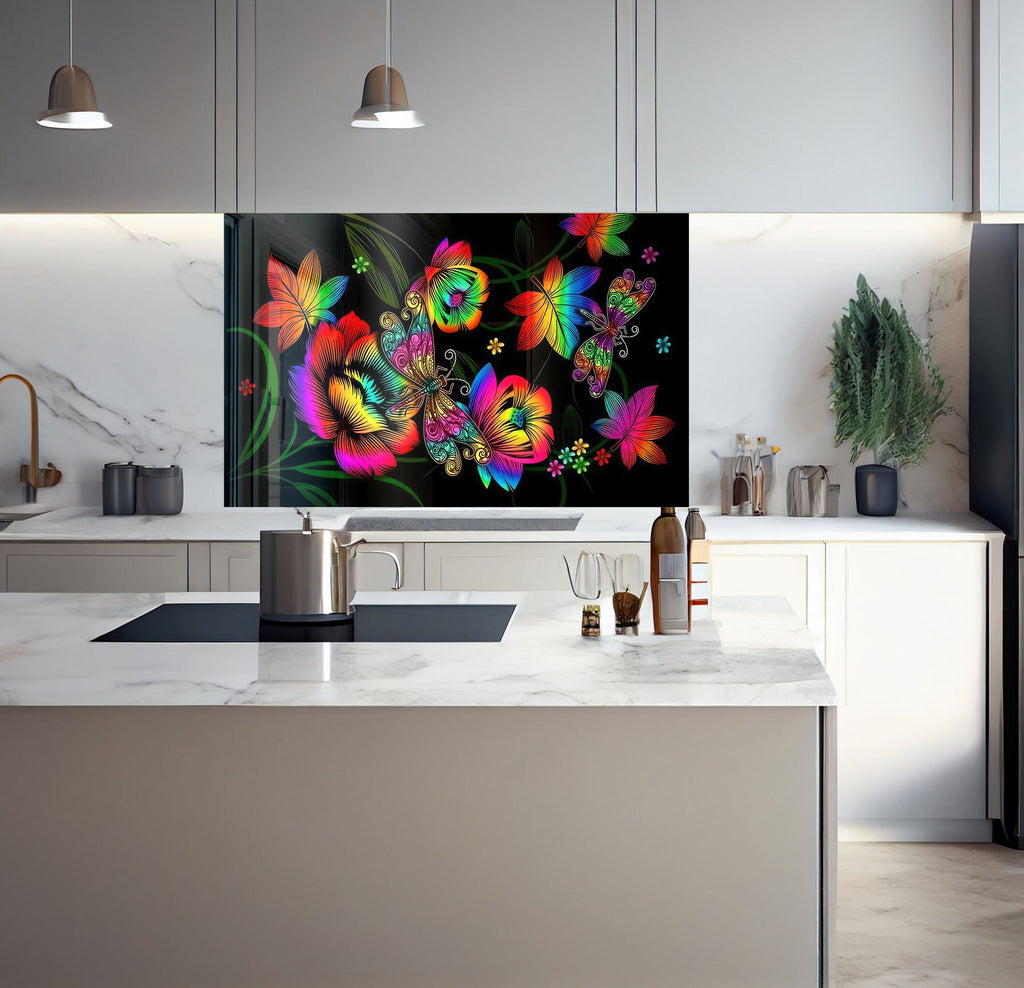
[136,465,184,515]
[102,462,137,515]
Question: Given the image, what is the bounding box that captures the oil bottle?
[651,506,687,634]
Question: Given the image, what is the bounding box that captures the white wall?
[689,214,974,515]
[0,215,224,510]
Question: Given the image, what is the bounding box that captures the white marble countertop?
[0,505,1003,544]
[0,590,836,708]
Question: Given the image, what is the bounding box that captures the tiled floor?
[836,843,1024,986]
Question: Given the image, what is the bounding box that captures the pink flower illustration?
[641,246,659,264]
[547,460,564,478]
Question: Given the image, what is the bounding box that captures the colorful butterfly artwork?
[559,213,633,262]
[379,290,492,477]
[506,257,602,358]
[231,212,683,510]
[572,269,656,398]
[591,385,675,469]
[253,250,349,353]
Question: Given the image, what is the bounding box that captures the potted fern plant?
[829,274,947,515]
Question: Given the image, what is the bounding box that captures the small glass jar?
[581,604,601,637]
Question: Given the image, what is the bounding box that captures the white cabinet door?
[0,0,215,211]
[210,542,261,592]
[1,543,188,593]
[708,543,826,659]
[978,0,1024,210]
[656,0,971,211]
[425,542,648,592]
[838,542,988,840]
[249,0,616,211]
[207,541,425,591]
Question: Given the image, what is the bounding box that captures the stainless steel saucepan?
[260,509,401,618]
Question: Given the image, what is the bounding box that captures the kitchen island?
[0,591,836,988]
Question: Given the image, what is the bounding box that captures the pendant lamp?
[37,0,112,129]
[351,0,423,129]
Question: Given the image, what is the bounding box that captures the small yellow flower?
[487,337,504,356]
[572,438,589,456]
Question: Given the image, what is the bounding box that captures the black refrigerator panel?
[996,548,1024,848]
[969,223,1020,540]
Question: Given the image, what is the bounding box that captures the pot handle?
[333,536,402,591]
[356,548,403,591]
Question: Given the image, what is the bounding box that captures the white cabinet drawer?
[425,542,648,592]
[709,542,826,657]
[1,543,188,593]
[207,541,425,592]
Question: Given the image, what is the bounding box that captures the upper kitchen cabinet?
[0,0,215,211]
[243,0,617,212]
[977,0,1024,212]
[654,0,972,212]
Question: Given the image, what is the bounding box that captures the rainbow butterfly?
[379,290,491,477]
[572,269,656,398]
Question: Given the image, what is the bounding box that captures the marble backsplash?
[0,211,977,516]
[0,214,224,510]
[688,214,975,516]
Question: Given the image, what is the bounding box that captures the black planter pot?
[855,464,898,516]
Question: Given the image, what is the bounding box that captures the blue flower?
[655,336,671,354]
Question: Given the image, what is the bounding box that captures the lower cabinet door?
[2,543,188,592]
[838,541,988,840]
[209,543,260,592]
[708,542,826,656]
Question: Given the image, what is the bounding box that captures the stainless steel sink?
[94,602,516,644]
[344,509,582,531]
[0,504,55,523]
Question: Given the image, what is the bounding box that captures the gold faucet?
[0,374,61,503]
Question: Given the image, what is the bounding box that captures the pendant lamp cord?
[384,0,391,107]
[69,0,74,67]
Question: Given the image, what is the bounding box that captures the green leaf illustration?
[514,218,534,268]
[287,462,354,480]
[561,404,583,446]
[290,481,337,507]
[378,475,425,507]
[345,221,413,309]
[230,326,280,466]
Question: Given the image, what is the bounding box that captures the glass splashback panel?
[226,213,688,508]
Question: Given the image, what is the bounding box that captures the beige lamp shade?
[37,64,112,129]
[351,65,423,129]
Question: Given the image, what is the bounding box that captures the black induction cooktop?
[93,602,516,644]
